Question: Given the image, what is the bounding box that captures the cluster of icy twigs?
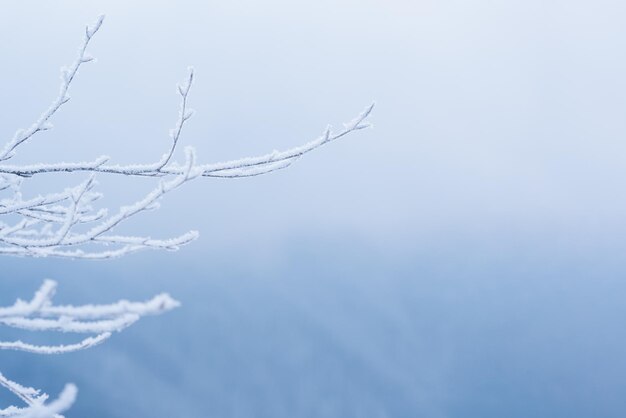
[0,14,372,417]
[0,280,180,417]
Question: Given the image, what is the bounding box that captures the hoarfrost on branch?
[0,15,373,417]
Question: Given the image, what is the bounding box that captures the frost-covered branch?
[0,16,104,163]
[0,15,373,261]
[0,279,179,354]
[0,372,76,418]
[0,13,373,418]
[0,146,202,259]
[0,280,179,416]
[0,102,374,179]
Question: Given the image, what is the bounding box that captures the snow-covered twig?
[0,102,374,179]
[0,15,373,261]
[0,280,179,415]
[0,279,179,354]
[0,14,373,417]
[0,16,104,163]
[0,372,76,418]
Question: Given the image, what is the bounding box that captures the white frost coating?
[0,374,77,418]
[0,333,111,355]
[0,14,372,260]
[0,279,179,415]
[0,15,104,162]
[0,14,373,418]
[0,280,179,352]
[15,384,77,418]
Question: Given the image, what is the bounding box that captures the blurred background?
[2,1,626,416]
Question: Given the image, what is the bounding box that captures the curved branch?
[0,15,105,162]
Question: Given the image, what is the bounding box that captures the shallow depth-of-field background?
[3,1,626,417]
